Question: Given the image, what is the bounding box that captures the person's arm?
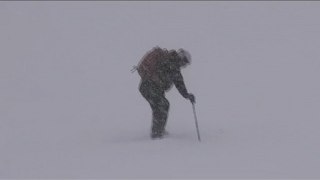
[172,70,195,103]
[173,70,188,98]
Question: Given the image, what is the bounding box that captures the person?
[137,46,195,139]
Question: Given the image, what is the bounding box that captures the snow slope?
[1,1,320,178]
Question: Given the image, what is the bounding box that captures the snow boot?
[151,131,163,139]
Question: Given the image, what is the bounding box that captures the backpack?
[134,47,169,82]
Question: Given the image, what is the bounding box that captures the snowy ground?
[1,1,320,179]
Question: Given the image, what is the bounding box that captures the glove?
[188,93,196,104]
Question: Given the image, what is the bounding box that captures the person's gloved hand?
[188,93,196,104]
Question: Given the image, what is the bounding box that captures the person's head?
[177,48,191,68]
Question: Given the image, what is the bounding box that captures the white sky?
[1,1,320,178]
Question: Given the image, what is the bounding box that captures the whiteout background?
[1,1,320,179]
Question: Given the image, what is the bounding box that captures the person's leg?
[139,80,169,138]
[150,94,169,137]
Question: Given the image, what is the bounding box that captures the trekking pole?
[191,102,201,142]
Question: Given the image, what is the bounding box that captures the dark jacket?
[156,51,189,98]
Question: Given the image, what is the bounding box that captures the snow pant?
[139,79,169,135]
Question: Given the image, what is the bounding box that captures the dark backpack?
[135,47,169,82]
